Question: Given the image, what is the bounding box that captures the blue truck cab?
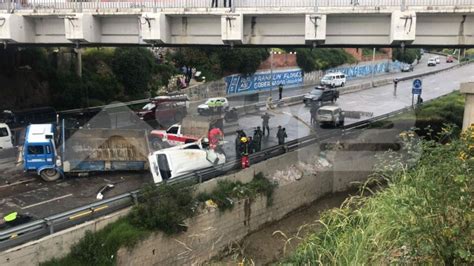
[23,124,61,181]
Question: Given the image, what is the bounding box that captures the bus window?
[28,145,45,155]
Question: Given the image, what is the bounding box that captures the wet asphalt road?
[0,55,470,221]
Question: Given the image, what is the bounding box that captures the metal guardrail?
[1,0,474,12]
[0,101,427,251]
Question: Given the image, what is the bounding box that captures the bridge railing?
[1,0,474,12]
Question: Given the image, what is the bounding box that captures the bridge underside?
[0,7,473,47]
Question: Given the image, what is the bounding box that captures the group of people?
[211,0,232,7]
[234,112,288,169]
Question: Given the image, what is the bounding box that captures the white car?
[427,58,437,66]
[0,123,13,150]
[320,72,346,88]
[316,106,345,127]
[435,56,441,64]
[197,97,229,115]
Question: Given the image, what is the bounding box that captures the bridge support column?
[64,14,101,44]
[0,14,34,44]
[221,13,243,45]
[305,14,326,46]
[461,82,474,131]
[140,13,170,44]
[390,10,416,45]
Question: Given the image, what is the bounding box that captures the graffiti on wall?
[327,61,402,80]
[226,69,303,95]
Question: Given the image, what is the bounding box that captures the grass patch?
[197,172,277,211]
[284,128,474,264]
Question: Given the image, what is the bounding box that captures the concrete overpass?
[0,0,473,47]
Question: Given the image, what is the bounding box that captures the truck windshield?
[157,154,171,180]
[28,145,44,155]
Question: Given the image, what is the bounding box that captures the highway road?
[0,54,468,222]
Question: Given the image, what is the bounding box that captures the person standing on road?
[278,83,284,100]
[310,103,318,124]
[253,127,263,152]
[208,127,224,151]
[239,137,250,169]
[393,78,399,96]
[261,112,271,136]
[277,126,287,145]
[235,130,246,157]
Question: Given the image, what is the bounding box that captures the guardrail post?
[44,219,55,235]
[131,192,138,205]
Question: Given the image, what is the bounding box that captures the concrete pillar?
[74,48,82,78]
[64,14,101,44]
[461,82,474,131]
[305,14,326,46]
[390,10,416,45]
[221,13,243,45]
[0,14,34,43]
[140,13,170,44]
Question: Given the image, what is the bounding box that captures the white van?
[0,123,13,150]
[320,72,346,87]
[148,148,226,183]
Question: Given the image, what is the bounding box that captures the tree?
[295,48,355,73]
[112,48,154,98]
[392,48,421,64]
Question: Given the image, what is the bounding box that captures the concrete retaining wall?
[0,208,130,266]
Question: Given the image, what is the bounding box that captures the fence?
[1,0,474,12]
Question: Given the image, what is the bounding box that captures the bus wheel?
[40,169,61,182]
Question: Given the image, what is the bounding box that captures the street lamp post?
[270,50,274,99]
[371,48,376,86]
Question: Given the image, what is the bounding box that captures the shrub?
[128,184,196,235]
[197,173,277,211]
[392,48,421,64]
[285,128,474,264]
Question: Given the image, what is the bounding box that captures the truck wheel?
[341,82,345,87]
[40,169,60,182]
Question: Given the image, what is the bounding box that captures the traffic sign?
[412,88,422,95]
[413,79,422,89]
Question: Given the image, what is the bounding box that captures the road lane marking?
[0,178,36,188]
[21,193,73,210]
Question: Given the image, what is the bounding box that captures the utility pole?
[371,48,376,86]
[270,49,274,99]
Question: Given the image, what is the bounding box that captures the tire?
[40,168,60,182]
[341,82,345,87]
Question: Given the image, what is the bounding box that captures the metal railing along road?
[0,102,426,252]
[1,0,474,12]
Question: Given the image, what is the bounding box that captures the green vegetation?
[368,92,465,137]
[392,48,421,64]
[42,173,276,265]
[285,92,473,264]
[171,47,269,80]
[294,48,356,73]
[42,183,194,266]
[286,127,473,264]
[196,172,277,211]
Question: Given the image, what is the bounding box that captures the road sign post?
[412,79,423,107]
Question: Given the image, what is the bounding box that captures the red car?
[136,94,188,127]
[446,55,454,63]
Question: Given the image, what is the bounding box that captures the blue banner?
[328,61,402,80]
[226,69,303,95]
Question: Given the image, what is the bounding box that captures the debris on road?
[96,183,115,200]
